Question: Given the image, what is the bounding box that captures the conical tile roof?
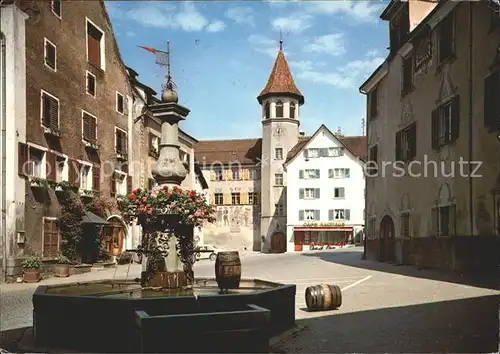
[257,49,304,105]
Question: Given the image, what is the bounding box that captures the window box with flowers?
[118,185,216,287]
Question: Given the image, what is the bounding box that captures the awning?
[81,211,111,225]
[294,226,353,232]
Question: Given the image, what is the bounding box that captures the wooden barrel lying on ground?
[305,284,342,311]
[215,251,242,291]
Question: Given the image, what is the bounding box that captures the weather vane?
[138,42,175,90]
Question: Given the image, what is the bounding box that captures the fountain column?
[145,80,191,288]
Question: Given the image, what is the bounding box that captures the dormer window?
[275,100,283,118]
[290,102,296,119]
[389,3,409,54]
[264,102,270,119]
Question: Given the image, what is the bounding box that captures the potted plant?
[54,252,71,277]
[22,256,43,283]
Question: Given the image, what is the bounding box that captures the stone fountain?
[30,50,296,354]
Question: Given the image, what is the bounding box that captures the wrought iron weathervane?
[138,42,175,90]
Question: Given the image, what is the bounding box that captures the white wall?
[2,5,28,265]
[286,128,365,251]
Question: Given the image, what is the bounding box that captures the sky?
[105,1,389,140]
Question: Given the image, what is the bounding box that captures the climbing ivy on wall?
[57,188,85,261]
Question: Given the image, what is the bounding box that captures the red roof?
[257,49,304,105]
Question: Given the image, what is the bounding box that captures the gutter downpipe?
[0,10,6,282]
[468,2,474,239]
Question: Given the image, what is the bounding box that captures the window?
[148,133,159,156]
[214,193,223,205]
[395,122,417,162]
[116,92,124,114]
[400,212,410,237]
[299,169,320,179]
[438,14,454,64]
[431,204,456,237]
[414,31,432,71]
[114,172,127,196]
[86,19,104,70]
[304,148,343,158]
[86,71,96,97]
[334,187,345,199]
[232,168,240,180]
[51,0,61,18]
[250,169,260,180]
[299,188,320,199]
[213,169,223,181]
[275,204,284,216]
[305,209,319,220]
[43,218,60,258]
[369,87,378,120]
[115,127,128,155]
[484,71,500,130]
[248,192,259,205]
[275,101,283,118]
[82,111,97,143]
[44,38,57,71]
[55,156,66,183]
[402,55,413,96]
[41,91,59,130]
[330,209,350,221]
[274,173,283,186]
[290,102,296,119]
[26,147,44,178]
[431,96,459,149]
[275,148,283,160]
[80,165,91,190]
[389,3,409,53]
[264,102,270,118]
[327,147,343,157]
[305,148,318,158]
[231,192,240,205]
[329,168,350,179]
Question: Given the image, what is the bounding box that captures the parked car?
[194,244,219,261]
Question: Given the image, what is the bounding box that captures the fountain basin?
[33,278,296,353]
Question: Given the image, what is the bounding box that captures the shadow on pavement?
[301,249,499,290]
[272,294,499,353]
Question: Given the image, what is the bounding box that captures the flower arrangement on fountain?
[118,185,216,286]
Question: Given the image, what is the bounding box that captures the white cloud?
[289,60,315,72]
[299,1,384,23]
[225,6,255,26]
[121,2,224,32]
[271,14,313,33]
[248,34,281,58]
[296,53,385,89]
[303,33,346,56]
[125,31,136,37]
[206,20,226,32]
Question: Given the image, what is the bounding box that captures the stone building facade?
[360,0,500,271]
[195,45,367,252]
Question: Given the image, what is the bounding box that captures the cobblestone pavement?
[1,247,498,353]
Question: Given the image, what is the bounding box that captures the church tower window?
[275,100,284,118]
[264,102,270,119]
[290,102,296,119]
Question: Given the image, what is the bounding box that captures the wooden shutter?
[110,172,116,196]
[41,94,51,127]
[298,210,304,221]
[45,151,56,181]
[484,71,499,129]
[345,209,350,221]
[314,188,320,199]
[209,170,215,181]
[223,192,230,205]
[395,130,402,161]
[43,219,59,258]
[83,114,91,141]
[49,96,59,129]
[92,165,100,191]
[90,117,97,143]
[431,108,439,150]
[18,142,28,176]
[450,95,460,142]
[408,123,417,160]
[240,192,248,204]
[449,204,456,236]
[299,188,304,199]
[328,169,333,178]
[148,133,154,150]
[345,169,350,178]
[328,210,334,221]
[87,25,101,68]
[431,207,439,236]
[121,131,128,154]
[299,170,304,179]
[314,210,320,220]
[127,175,132,193]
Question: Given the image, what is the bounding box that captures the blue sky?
[105,1,389,140]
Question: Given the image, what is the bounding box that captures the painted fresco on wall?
[204,205,260,250]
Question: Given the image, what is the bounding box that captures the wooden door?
[109,222,124,255]
[379,216,395,262]
[294,231,304,251]
[271,233,286,253]
[43,219,59,258]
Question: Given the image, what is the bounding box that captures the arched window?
[264,102,270,118]
[275,100,284,118]
[289,102,296,119]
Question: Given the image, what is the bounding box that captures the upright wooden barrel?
[215,251,242,291]
[305,284,342,311]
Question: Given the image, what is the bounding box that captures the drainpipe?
[468,2,474,238]
[1,24,7,280]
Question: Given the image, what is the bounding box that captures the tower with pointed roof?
[257,39,304,253]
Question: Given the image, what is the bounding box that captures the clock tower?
[257,39,304,253]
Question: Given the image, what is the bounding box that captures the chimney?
[299,131,305,137]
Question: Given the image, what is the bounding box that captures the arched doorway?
[104,216,128,257]
[271,232,286,253]
[379,215,395,262]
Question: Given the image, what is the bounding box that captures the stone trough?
[33,278,296,353]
